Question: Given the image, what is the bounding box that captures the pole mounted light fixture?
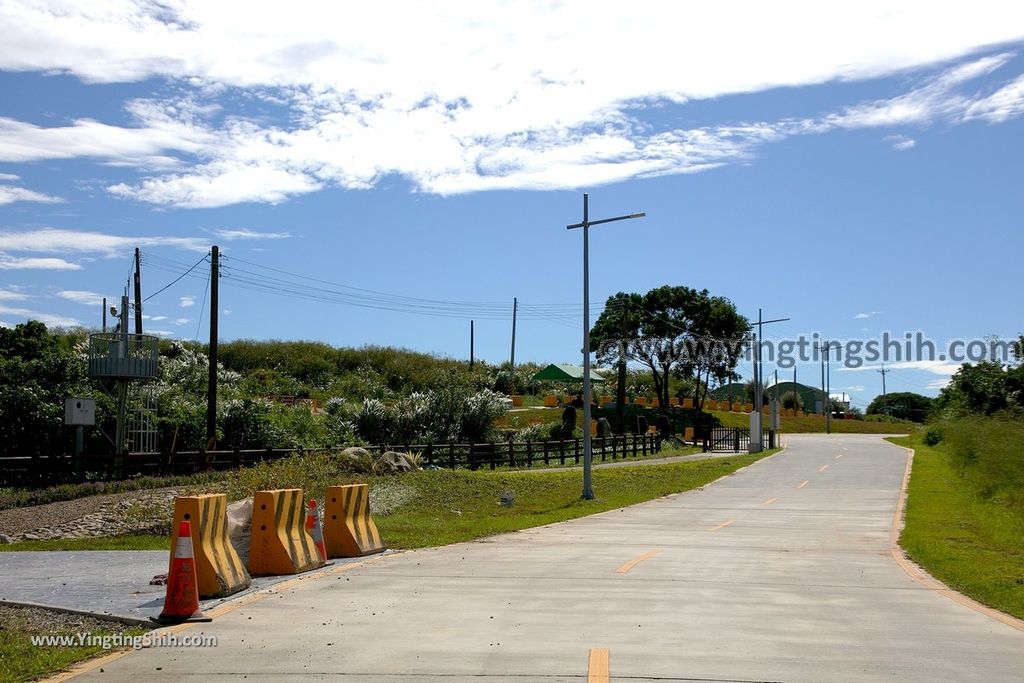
[567,193,645,500]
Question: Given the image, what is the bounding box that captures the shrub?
[922,427,942,446]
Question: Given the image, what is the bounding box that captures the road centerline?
[762,497,778,505]
[819,465,829,472]
[615,549,661,573]
[796,480,809,489]
[587,648,610,682]
[709,519,736,531]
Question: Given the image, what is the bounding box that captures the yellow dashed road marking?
[762,497,778,505]
[615,549,661,573]
[819,465,829,472]
[709,519,736,532]
[588,648,610,682]
[797,480,809,489]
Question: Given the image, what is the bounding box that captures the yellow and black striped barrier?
[170,494,251,598]
[323,484,386,557]
[249,489,324,576]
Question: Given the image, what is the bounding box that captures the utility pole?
[773,369,780,429]
[102,297,107,333]
[114,294,129,461]
[878,363,888,397]
[509,297,517,376]
[567,193,645,500]
[816,340,840,434]
[616,299,628,435]
[750,308,789,452]
[133,247,143,335]
[793,366,797,412]
[469,320,474,370]
[206,246,219,451]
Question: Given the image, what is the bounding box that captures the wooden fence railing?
[0,433,663,487]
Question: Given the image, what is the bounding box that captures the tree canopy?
[866,391,934,422]
[589,285,749,410]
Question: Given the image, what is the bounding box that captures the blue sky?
[2,3,1024,411]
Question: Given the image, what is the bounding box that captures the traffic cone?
[306,499,328,563]
[153,520,212,624]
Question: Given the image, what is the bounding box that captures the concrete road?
[77,434,1024,682]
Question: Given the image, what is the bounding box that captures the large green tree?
[866,391,934,422]
[0,321,91,457]
[590,286,749,411]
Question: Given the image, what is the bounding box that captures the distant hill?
[711,381,828,412]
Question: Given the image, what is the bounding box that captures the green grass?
[0,606,149,683]
[711,409,913,433]
[376,453,772,548]
[889,429,1024,620]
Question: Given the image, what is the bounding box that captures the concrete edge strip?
[0,599,151,627]
[46,550,401,682]
[890,445,1024,633]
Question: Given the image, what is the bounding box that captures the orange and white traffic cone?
[306,499,328,563]
[153,520,212,624]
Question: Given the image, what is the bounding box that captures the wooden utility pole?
[133,247,143,334]
[616,299,628,434]
[102,297,107,332]
[470,320,474,370]
[206,245,219,450]
[509,298,517,372]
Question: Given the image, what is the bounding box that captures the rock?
[341,446,372,460]
[0,534,12,544]
[22,533,40,541]
[377,451,415,473]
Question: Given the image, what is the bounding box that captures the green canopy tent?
[532,364,607,384]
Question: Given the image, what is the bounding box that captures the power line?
[143,252,211,303]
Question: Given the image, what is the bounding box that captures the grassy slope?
[376,453,769,548]
[889,433,1024,620]
[712,409,913,433]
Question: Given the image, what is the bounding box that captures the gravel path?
[0,487,179,541]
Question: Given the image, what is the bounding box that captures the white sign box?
[64,397,96,426]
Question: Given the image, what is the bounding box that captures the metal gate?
[704,427,775,452]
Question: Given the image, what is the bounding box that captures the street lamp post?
[567,193,645,500]
[817,340,840,434]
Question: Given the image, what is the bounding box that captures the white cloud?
[0,184,64,204]
[149,315,168,321]
[0,303,80,327]
[0,287,29,301]
[884,135,916,151]
[854,311,882,319]
[0,253,81,270]
[847,385,866,392]
[56,290,106,306]
[962,73,1024,122]
[0,173,19,181]
[0,4,1022,206]
[179,296,195,307]
[927,378,953,390]
[0,228,208,256]
[174,317,190,325]
[840,359,962,375]
[211,228,290,241]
